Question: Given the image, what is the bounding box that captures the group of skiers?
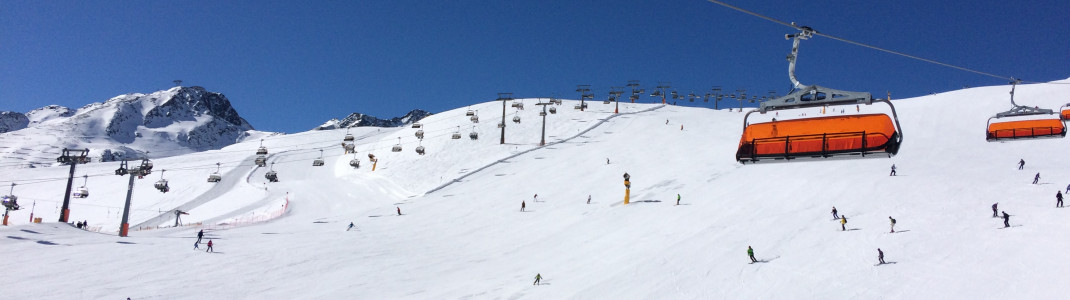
[192,229,214,252]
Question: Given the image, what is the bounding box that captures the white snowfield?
[3,82,1070,299]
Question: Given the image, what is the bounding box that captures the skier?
[521,200,526,212]
[533,273,542,285]
[1018,159,1025,170]
[840,215,848,231]
[1034,173,1041,184]
[1066,183,1070,194]
[878,248,886,264]
[534,194,538,202]
[676,194,681,205]
[587,195,591,204]
[1058,191,1064,208]
[889,164,897,176]
[397,207,401,216]
[832,207,839,219]
[193,241,200,250]
[606,158,610,165]
[1002,211,1010,228]
[889,216,897,233]
[748,246,757,263]
[992,203,998,218]
[347,222,354,231]
[197,229,204,243]
[206,240,214,253]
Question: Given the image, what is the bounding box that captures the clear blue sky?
[2,0,1067,133]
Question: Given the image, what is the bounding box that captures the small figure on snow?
[889,216,897,233]
[606,158,610,165]
[1034,173,1041,184]
[1019,159,1025,170]
[347,222,355,231]
[889,164,897,176]
[1058,191,1064,208]
[397,207,401,216]
[534,273,542,285]
[748,246,757,263]
[992,203,998,218]
[878,248,886,264]
[197,229,204,243]
[676,194,681,206]
[1002,211,1011,228]
[521,200,526,212]
[840,215,848,231]
[193,241,200,250]
[832,206,839,219]
[206,240,214,253]
[587,195,591,204]
[534,194,538,202]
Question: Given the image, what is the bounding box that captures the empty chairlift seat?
[986,119,1066,140]
[736,114,901,162]
[1061,104,1070,120]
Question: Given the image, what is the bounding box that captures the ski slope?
[3,82,1070,299]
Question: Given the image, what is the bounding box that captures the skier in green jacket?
[748,246,757,263]
[533,273,542,285]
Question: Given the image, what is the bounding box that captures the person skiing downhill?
[347,222,355,231]
[832,207,839,219]
[878,248,886,264]
[1058,191,1064,208]
[992,203,998,218]
[1002,211,1011,228]
[1066,183,1070,194]
[533,273,542,285]
[206,240,214,253]
[1019,159,1025,170]
[587,195,591,204]
[197,229,204,243]
[840,216,848,231]
[748,246,757,263]
[521,200,526,212]
[1034,173,1041,184]
[193,241,200,250]
[397,207,401,216]
[889,216,897,233]
[676,194,681,205]
[889,164,897,176]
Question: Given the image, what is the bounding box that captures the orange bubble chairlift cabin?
[735,27,903,163]
[985,81,1066,141]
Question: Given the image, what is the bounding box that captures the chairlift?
[513,114,521,124]
[313,149,325,166]
[256,139,268,155]
[412,122,423,128]
[539,111,547,117]
[138,159,154,176]
[415,129,424,139]
[415,141,426,155]
[154,170,170,193]
[736,28,902,163]
[452,126,462,139]
[470,110,479,123]
[343,128,355,142]
[255,155,267,167]
[511,101,521,108]
[470,126,478,140]
[549,107,557,114]
[73,174,89,198]
[349,153,361,168]
[343,143,355,153]
[497,122,505,129]
[208,163,222,183]
[265,162,279,182]
[986,81,1065,141]
[391,137,402,152]
[466,107,475,116]
[2,183,19,211]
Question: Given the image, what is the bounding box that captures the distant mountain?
[0,86,262,166]
[316,109,432,130]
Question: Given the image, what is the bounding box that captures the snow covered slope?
[3,81,1070,299]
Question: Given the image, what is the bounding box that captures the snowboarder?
[397,207,401,216]
[197,229,204,243]
[534,273,542,285]
[521,200,526,212]
[1058,191,1064,208]
[587,195,591,204]
[889,164,897,176]
[1002,211,1010,228]
[878,248,886,264]
[347,222,354,231]
[992,203,998,218]
[832,206,839,219]
[748,246,757,263]
[889,216,897,233]
[840,215,848,231]
[676,194,681,205]
[1034,173,1041,184]
[206,240,214,253]
[1019,159,1025,170]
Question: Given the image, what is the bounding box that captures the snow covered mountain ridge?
[315,109,432,130]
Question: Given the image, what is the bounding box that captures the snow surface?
[3,82,1070,299]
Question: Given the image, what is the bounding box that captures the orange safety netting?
[738,114,897,156]
[987,119,1065,139]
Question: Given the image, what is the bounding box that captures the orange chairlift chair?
[736,27,903,163]
[985,80,1065,141]
[1059,103,1070,121]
